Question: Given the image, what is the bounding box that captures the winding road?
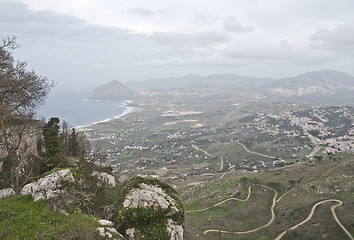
[236,139,276,159]
[186,185,252,213]
[203,185,277,235]
[191,144,224,171]
[186,184,353,239]
[275,199,353,240]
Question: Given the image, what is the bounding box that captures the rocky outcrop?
[122,183,179,215]
[88,80,133,100]
[20,169,75,201]
[93,171,116,187]
[0,188,15,199]
[166,219,183,240]
[0,123,42,172]
[116,177,184,240]
[97,219,123,239]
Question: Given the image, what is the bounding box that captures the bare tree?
[0,36,54,192]
[93,148,108,167]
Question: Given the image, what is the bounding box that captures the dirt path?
[274,199,353,240]
[200,185,278,235]
[236,139,276,159]
[185,185,252,213]
[192,144,224,171]
[187,183,352,239]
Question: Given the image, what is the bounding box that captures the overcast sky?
[1,0,353,91]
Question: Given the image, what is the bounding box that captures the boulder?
[116,177,184,240]
[99,219,114,227]
[123,183,179,215]
[167,219,183,240]
[20,169,75,201]
[93,171,116,187]
[0,188,15,200]
[97,219,123,239]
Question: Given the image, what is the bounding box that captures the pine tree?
[41,117,66,172]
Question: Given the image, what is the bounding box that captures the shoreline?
[76,100,134,129]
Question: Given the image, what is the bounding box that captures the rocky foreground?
[0,170,184,239]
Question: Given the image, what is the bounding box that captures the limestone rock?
[123,183,179,215]
[93,171,116,187]
[20,169,75,201]
[0,188,15,199]
[126,228,135,239]
[167,219,183,240]
[116,177,184,239]
[97,219,123,239]
[99,219,114,227]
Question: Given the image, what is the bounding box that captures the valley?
[82,88,353,181]
[80,71,354,239]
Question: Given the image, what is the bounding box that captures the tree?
[68,128,79,158]
[0,36,54,119]
[60,122,87,159]
[240,176,249,189]
[0,36,53,191]
[41,117,66,173]
[93,148,108,167]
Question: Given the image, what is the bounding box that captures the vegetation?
[40,117,66,173]
[180,153,354,240]
[0,194,99,239]
[115,177,184,239]
[0,36,54,192]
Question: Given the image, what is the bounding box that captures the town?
[81,90,354,181]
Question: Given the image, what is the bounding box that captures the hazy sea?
[38,90,129,128]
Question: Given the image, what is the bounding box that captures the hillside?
[127,70,354,105]
[178,153,354,240]
[82,77,354,239]
[88,80,133,100]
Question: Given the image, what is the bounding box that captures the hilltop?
[88,80,133,100]
[127,70,354,105]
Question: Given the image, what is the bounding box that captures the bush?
[266,181,283,192]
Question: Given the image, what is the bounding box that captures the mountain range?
[126,69,354,105]
[90,70,354,105]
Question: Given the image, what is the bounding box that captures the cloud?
[150,30,229,49]
[311,23,354,54]
[127,7,166,17]
[194,13,221,25]
[0,0,148,88]
[138,54,247,67]
[223,16,253,33]
[1,0,354,83]
[0,0,133,42]
[221,39,333,64]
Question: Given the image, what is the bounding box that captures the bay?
[38,89,128,128]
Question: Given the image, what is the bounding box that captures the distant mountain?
[126,74,274,90]
[269,70,354,96]
[127,70,354,105]
[88,80,133,100]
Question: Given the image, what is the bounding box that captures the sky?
[1,0,354,91]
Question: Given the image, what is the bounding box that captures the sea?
[37,89,130,128]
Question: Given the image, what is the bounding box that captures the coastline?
[76,100,134,129]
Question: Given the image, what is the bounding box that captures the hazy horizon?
[1,0,354,91]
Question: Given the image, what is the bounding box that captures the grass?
[184,177,242,211]
[0,195,99,239]
[182,153,354,240]
[189,201,245,222]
